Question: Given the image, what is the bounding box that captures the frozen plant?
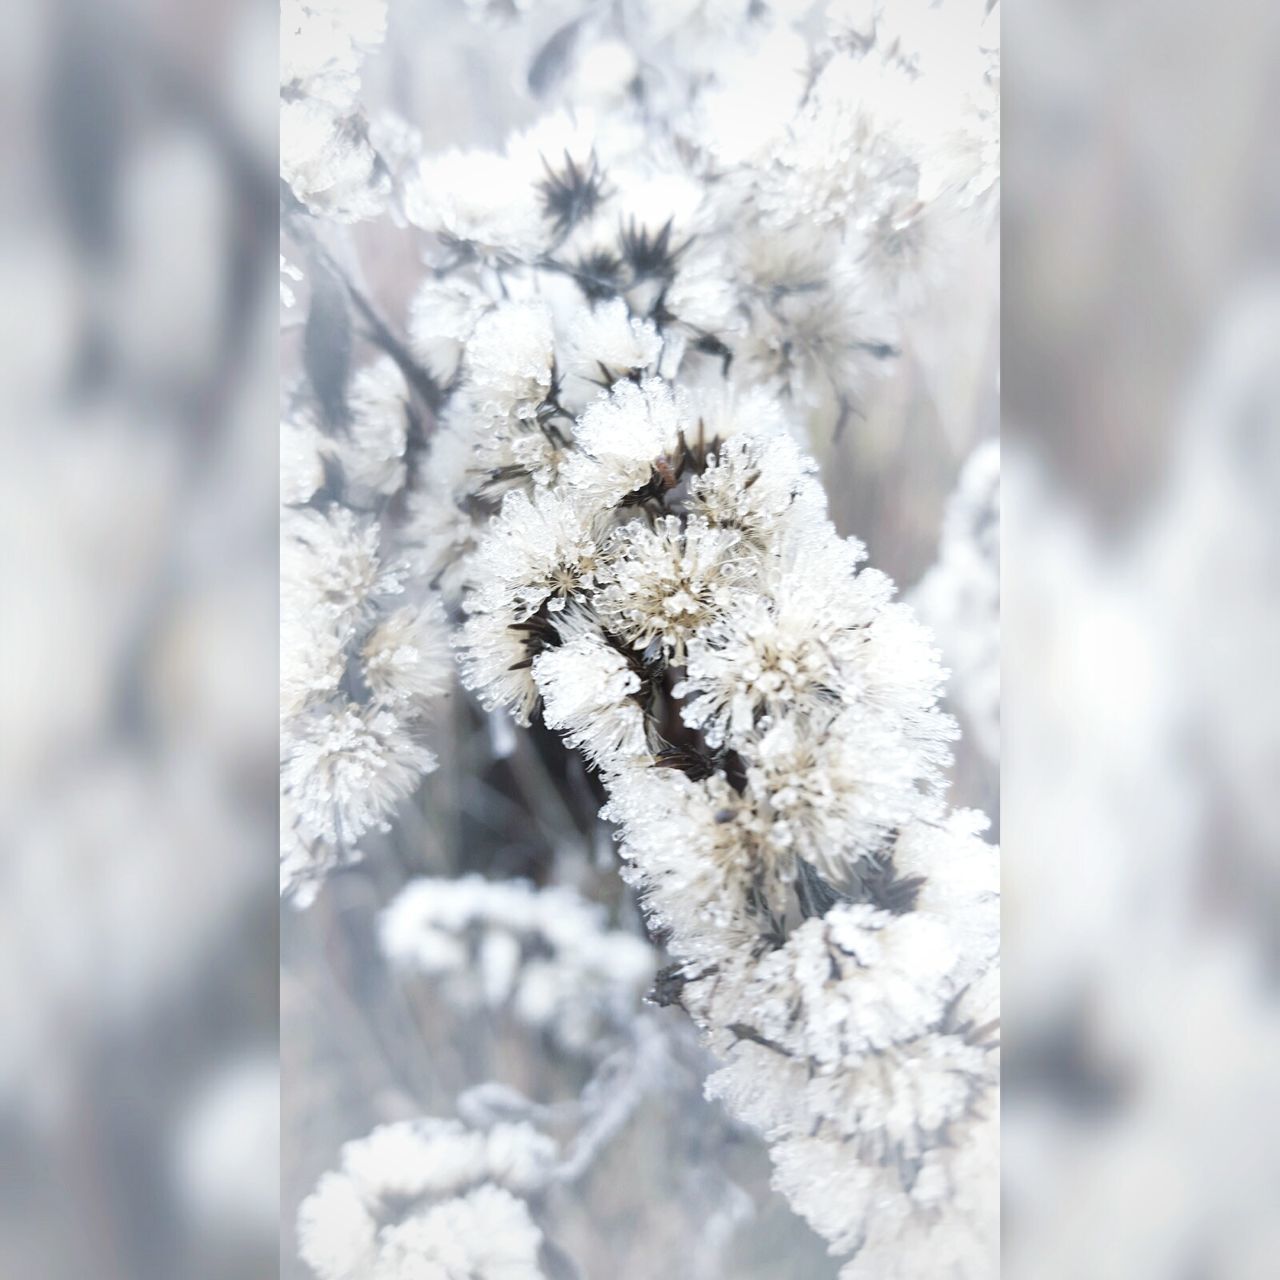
[296,1112,557,1280]
[282,0,999,1273]
[380,875,654,1055]
[280,359,453,900]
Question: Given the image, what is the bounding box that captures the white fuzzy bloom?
[743,704,948,879]
[281,0,387,107]
[605,765,777,960]
[595,514,748,662]
[297,1172,379,1280]
[362,599,453,708]
[532,630,649,768]
[340,1117,557,1205]
[281,99,390,222]
[707,904,959,1067]
[409,276,493,385]
[376,1184,543,1280]
[283,506,404,638]
[380,876,653,1053]
[466,301,556,422]
[468,487,608,620]
[282,703,436,847]
[685,422,823,540]
[281,407,327,506]
[334,358,410,503]
[566,298,662,380]
[564,378,689,506]
[405,149,546,261]
[890,810,1000,987]
[454,607,541,726]
[297,1117,553,1280]
[281,607,346,719]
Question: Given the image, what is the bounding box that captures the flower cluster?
[283,0,998,1271]
[281,0,391,221]
[380,875,654,1054]
[281,360,452,902]
[297,1112,557,1280]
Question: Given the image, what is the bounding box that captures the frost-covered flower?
[280,0,390,219]
[297,1172,378,1280]
[333,358,411,503]
[283,506,404,637]
[375,1184,544,1280]
[362,599,453,707]
[563,377,690,506]
[297,1114,556,1280]
[467,487,609,620]
[595,514,748,662]
[281,99,390,223]
[282,703,436,847]
[380,876,653,1053]
[532,627,650,768]
[281,406,327,506]
[405,149,546,261]
[565,298,663,385]
[465,300,556,422]
[742,705,948,879]
[409,275,493,385]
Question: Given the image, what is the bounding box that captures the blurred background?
[1003,1,1280,1276]
[1,0,1278,1276]
[0,0,278,1277]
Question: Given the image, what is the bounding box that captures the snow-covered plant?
[297,1111,558,1280]
[280,357,454,899]
[283,0,999,1273]
[381,875,653,1054]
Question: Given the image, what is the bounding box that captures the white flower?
[466,301,556,422]
[564,378,690,507]
[685,423,824,549]
[531,627,649,768]
[362,598,453,707]
[455,607,542,726]
[409,276,493,384]
[281,99,390,222]
[281,0,387,107]
[334,358,410,502]
[380,876,652,1052]
[283,506,404,638]
[708,904,959,1068]
[282,703,436,847]
[468,487,608,620]
[281,606,346,718]
[375,1184,543,1280]
[595,514,748,662]
[606,766,777,960]
[297,1172,378,1280]
[743,704,948,880]
[565,298,662,382]
[890,810,999,986]
[405,149,546,260]
[281,406,327,506]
